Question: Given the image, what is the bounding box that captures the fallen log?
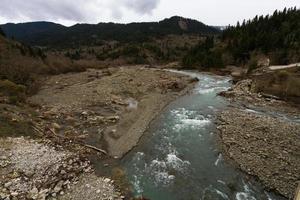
[260,93,281,100]
[83,144,108,155]
[32,125,107,155]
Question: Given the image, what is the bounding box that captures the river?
[120,71,285,200]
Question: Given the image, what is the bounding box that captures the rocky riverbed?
[0,137,123,200]
[217,79,300,199]
[0,66,196,200]
[29,66,195,158]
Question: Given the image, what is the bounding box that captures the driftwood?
[261,93,281,100]
[32,124,107,155]
[82,144,107,155]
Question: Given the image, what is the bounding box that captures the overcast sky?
[0,0,299,26]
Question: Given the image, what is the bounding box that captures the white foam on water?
[214,154,222,166]
[217,180,226,185]
[265,192,274,200]
[153,172,175,185]
[197,88,216,94]
[181,118,210,126]
[133,175,143,194]
[136,152,145,160]
[215,189,229,199]
[171,108,211,131]
[166,153,191,171]
[242,180,254,193]
[150,159,168,170]
[147,152,191,186]
[235,192,256,200]
[208,106,214,110]
[202,186,230,200]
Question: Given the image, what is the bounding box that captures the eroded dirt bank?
[0,66,196,200]
[217,79,300,199]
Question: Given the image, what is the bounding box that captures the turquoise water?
[121,71,285,200]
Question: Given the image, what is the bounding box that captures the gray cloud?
[0,0,297,26]
[0,0,88,22]
[123,0,160,14]
[0,0,160,23]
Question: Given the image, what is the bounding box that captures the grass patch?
[0,115,34,137]
[254,69,300,100]
[0,80,26,104]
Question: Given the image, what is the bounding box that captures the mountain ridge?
[0,16,220,48]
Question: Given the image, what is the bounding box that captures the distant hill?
[1,16,220,48]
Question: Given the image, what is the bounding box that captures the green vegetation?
[0,115,34,137]
[255,68,300,99]
[182,37,224,68]
[0,35,87,100]
[0,80,26,104]
[0,104,35,137]
[182,7,300,69]
[0,27,5,36]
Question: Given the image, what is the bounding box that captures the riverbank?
[0,137,123,200]
[0,66,196,199]
[217,79,300,199]
[28,66,196,158]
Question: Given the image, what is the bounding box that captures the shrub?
[0,80,26,104]
[247,58,258,73]
[276,70,289,81]
[0,27,5,37]
[286,75,300,97]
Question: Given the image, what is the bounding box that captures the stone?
[81,111,88,116]
[53,181,64,193]
[28,187,39,199]
[104,178,111,183]
[52,123,61,130]
[4,182,12,188]
[10,192,18,197]
[0,155,7,160]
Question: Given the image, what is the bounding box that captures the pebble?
[104,178,111,183]
[10,192,18,197]
[4,182,12,188]
[52,122,61,130]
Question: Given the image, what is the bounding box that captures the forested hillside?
[0,30,86,104]
[183,7,300,69]
[1,16,219,48]
[0,27,5,36]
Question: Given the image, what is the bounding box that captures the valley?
[0,7,299,200]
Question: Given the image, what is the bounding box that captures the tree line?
[182,7,300,69]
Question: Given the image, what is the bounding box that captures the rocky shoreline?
[0,137,123,200]
[217,79,300,199]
